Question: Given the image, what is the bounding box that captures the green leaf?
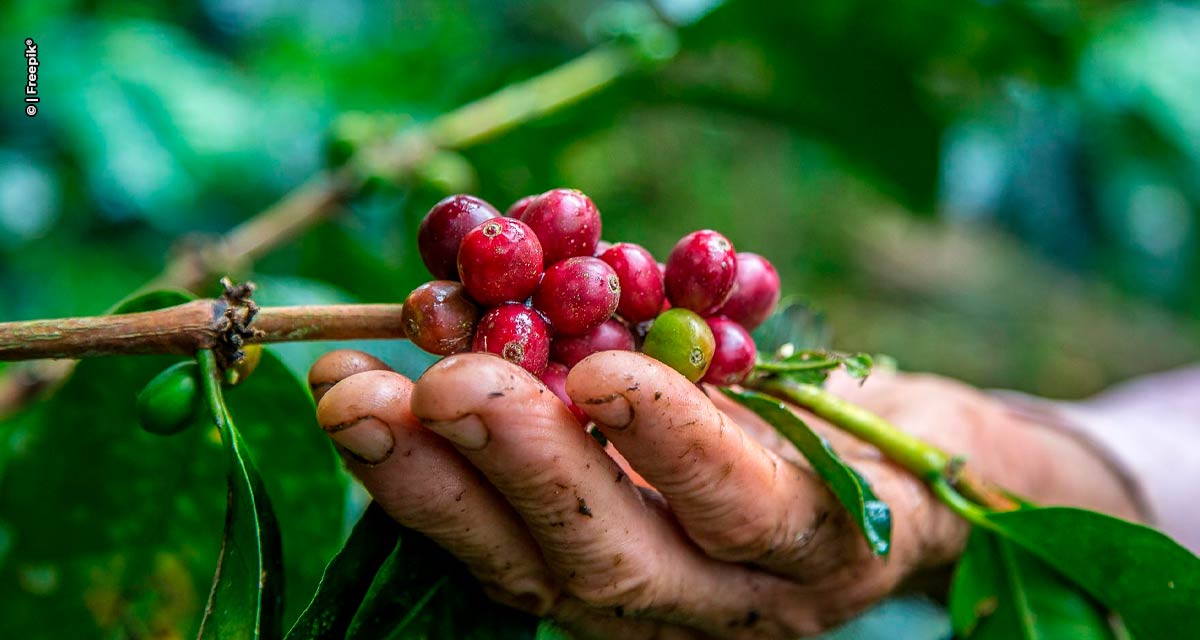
[0,290,222,638]
[753,349,878,388]
[535,618,574,640]
[220,347,349,626]
[285,503,401,640]
[109,288,196,314]
[985,507,1200,639]
[950,528,1114,639]
[346,526,538,639]
[1,290,341,638]
[722,389,891,556]
[196,350,284,640]
[752,300,831,361]
[287,501,538,640]
[841,353,874,381]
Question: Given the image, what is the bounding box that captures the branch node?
[944,455,967,484]
[216,278,262,369]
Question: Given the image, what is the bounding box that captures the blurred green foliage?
[2,0,1200,637]
[2,0,1198,395]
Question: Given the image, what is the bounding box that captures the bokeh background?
[3,0,1199,395]
[2,0,1199,638]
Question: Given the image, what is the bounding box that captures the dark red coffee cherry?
[657,262,671,312]
[532,257,620,336]
[457,218,544,306]
[714,253,781,331]
[506,194,538,220]
[702,316,757,385]
[401,280,480,356]
[599,242,664,323]
[520,188,601,265]
[540,362,588,426]
[664,229,737,316]
[593,240,613,256]
[472,303,551,376]
[418,195,500,280]
[550,318,635,368]
[630,319,652,350]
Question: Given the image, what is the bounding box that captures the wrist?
[984,401,1143,521]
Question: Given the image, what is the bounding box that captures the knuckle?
[689,449,804,564]
[567,565,656,612]
[696,516,778,561]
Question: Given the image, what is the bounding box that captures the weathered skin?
[311,350,1140,639]
[308,349,391,404]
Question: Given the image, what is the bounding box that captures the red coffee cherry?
[540,362,588,426]
[664,229,737,316]
[472,303,551,376]
[401,280,480,356]
[599,242,665,323]
[657,262,671,312]
[702,316,757,385]
[532,257,620,336]
[550,318,635,368]
[506,194,537,220]
[457,218,544,306]
[418,195,500,280]
[714,253,781,331]
[520,188,601,265]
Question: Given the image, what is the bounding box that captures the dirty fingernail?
[426,414,489,450]
[326,417,395,464]
[580,392,634,430]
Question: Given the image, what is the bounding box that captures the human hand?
[309,349,1140,638]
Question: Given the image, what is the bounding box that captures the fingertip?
[316,370,415,465]
[309,349,392,403]
[410,352,545,424]
[566,351,709,431]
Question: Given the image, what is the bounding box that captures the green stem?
[930,477,992,527]
[359,44,645,181]
[427,45,638,148]
[197,350,231,430]
[753,358,841,373]
[756,376,1019,512]
[756,378,950,479]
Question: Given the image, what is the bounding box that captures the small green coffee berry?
[137,361,202,436]
[640,308,715,382]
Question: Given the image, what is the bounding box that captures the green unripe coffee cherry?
[225,344,263,386]
[641,308,715,382]
[137,361,201,436]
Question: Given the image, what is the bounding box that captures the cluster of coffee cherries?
[401,189,780,424]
